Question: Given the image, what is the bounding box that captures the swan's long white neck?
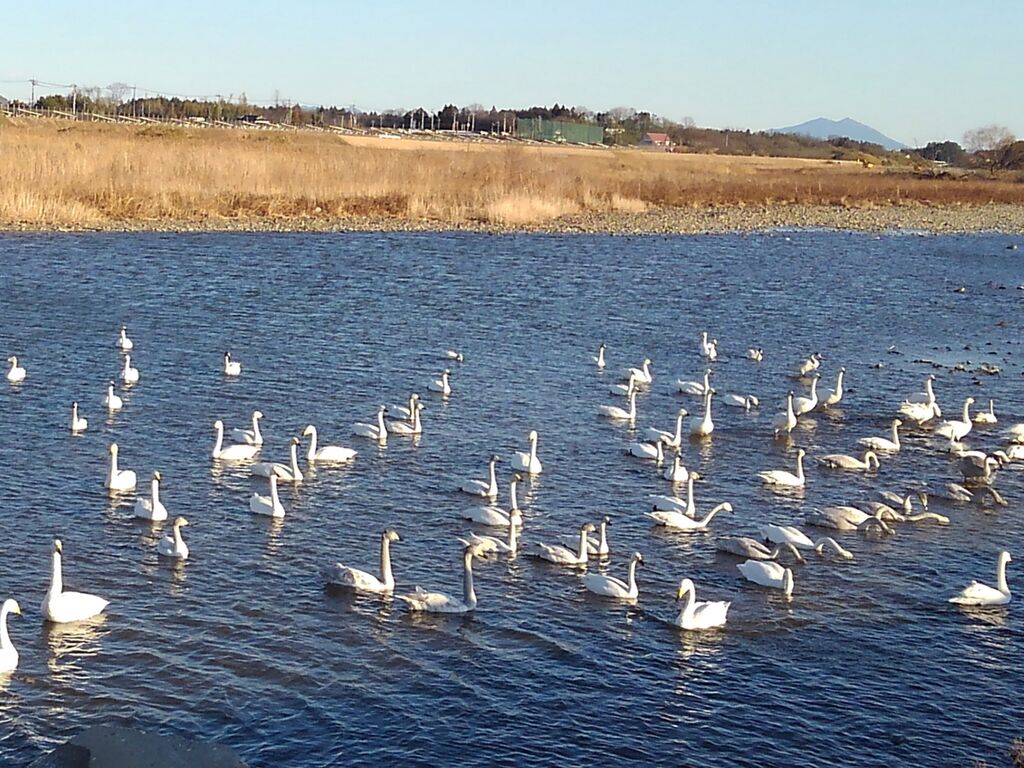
[269,477,281,507]
[808,377,818,399]
[0,604,13,651]
[685,476,696,516]
[626,558,640,594]
[891,421,901,447]
[627,390,637,419]
[213,424,224,456]
[289,442,301,477]
[702,390,713,422]
[835,370,845,395]
[700,503,728,527]
[925,377,935,402]
[72,402,79,422]
[702,370,711,392]
[795,452,805,482]
[307,427,318,461]
[509,478,519,511]
[997,554,1010,594]
[507,518,519,551]
[655,441,664,463]
[597,521,608,550]
[462,551,477,608]
[960,399,972,423]
[252,414,263,443]
[376,408,388,437]
[172,522,186,549]
[676,583,695,625]
[108,449,120,484]
[673,411,685,443]
[576,529,590,563]
[380,536,395,588]
[123,355,132,374]
[49,551,63,596]
[529,433,538,461]
[152,477,161,506]
[412,406,422,433]
[487,460,498,496]
[786,393,795,421]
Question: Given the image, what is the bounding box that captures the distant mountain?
[772,117,906,150]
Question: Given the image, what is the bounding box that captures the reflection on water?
[0,231,1021,767]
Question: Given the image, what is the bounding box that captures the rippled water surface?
[0,231,1022,766]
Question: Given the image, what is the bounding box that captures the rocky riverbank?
[3,203,1024,236]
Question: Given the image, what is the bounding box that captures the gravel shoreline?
[3,203,1024,236]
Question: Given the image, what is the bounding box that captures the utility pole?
[30,78,36,105]
[71,85,77,116]
[132,85,137,117]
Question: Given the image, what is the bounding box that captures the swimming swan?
[647,501,732,531]
[609,373,637,397]
[121,354,140,385]
[104,382,123,412]
[662,452,697,483]
[511,430,543,474]
[598,390,638,421]
[793,352,822,378]
[428,369,452,396]
[560,515,612,556]
[900,399,940,425]
[250,475,285,518]
[6,356,26,383]
[758,448,806,488]
[352,406,389,443]
[819,367,846,409]
[699,332,718,361]
[715,539,805,563]
[905,374,940,410]
[223,352,241,377]
[232,410,264,446]
[463,475,522,527]
[388,403,424,436]
[397,545,479,614]
[792,375,819,417]
[323,530,401,593]
[859,419,901,453]
[460,455,500,499]
[583,552,643,599]
[593,343,606,369]
[626,358,653,385]
[642,408,687,448]
[116,325,133,351]
[949,551,1011,606]
[303,425,357,462]
[760,524,815,550]
[737,560,795,598]
[773,392,798,438]
[723,394,759,410]
[674,578,730,630]
[389,393,420,420]
[814,536,854,561]
[628,438,665,462]
[157,517,190,560]
[747,348,764,362]
[650,475,698,517]
[818,450,880,471]
[42,540,109,623]
[106,443,137,492]
[677,369,712,397]
[531,523,594,566]
[689,389,715,437]
[935,397,975,442]
[972,399,997,425]
[70,401,88,433]
[0,599,21,674]
[461,512,522,556]
[134,472,168,521]
[212,420,260,461]
[445,350,464,363]
[251,437,304,482]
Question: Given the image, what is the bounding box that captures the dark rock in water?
[28,726,247,768]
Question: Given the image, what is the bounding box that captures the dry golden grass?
[1,117,1022,229]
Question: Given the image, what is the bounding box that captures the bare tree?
[107,82,131,103]
[963,124,1015,153]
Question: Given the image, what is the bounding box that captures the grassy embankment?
[1,117,1023,230]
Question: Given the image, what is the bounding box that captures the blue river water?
[0,230,1021,766]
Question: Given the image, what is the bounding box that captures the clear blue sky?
[2,0,1020,144]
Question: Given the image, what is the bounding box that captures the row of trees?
[914,125,1022,170]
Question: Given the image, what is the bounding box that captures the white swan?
[104,382,123,412]
[323,530,401,593]
[662,452,697,483]
[626,358,653,385]
[251,437,304,482]
[647,501,732,531]
[643,408,687,448]
[593,343,606,369]
[935,397,975,441]
[677,369,712,397]
[70,401,88,433]
[561,516,612,557]
[445,349,464,363]
[949,551,1011,606]
[583,552,643,599]
[628,438,665,462]
[511,430,543,474]
[772,392,798,438]
[737,560,795,598]
[814,537,854,561]
[461,512,522,555]
[818,450,880,471]
[106,443,137,492]
[973,399,997,425]
[899,399,940,425]
[609,372,637,397]
[41,540,109,623]
[250,475,285,518]
[859,419,901,453]
[428,369,452,396]
[819,367,846,409]
[793,352,822,378]
[6,356,26,383]
[934,483,1007,506]
[303,425,357,462]
[232,410,265,446]
[121,354,140,385]
[116,325,134,351]
[723,394,759,410]
[715,539,805,562]
[906,374,940,409]
[792,375,819,416]
[747,348,764,362]
[459,455,500,499]
[699,332,718,361]
[598,389,637,421]
[157,517,190,560]
[531,523,594,566]
[133,472,168,521]
[958,452,1004,484]
[389,392,420,420]
[388,403,423,436]
[650,475,697,517]
[352,406,389,443]
[689,389,714,438]
[1008,423,1024,444]
[674,578,730,630]
[397,545,479,613]
[806,506,888,532]
[758,448,806,488]
[212,420,260,461]
[0,599,21,674]
[223,352,241,377]
[760,524,815,550]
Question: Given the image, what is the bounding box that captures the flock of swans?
[1,322,1020,674]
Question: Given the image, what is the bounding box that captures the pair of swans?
[353,406,389,443]
[511,430,543,474]
[699,332,718,361]
[859,419,901,453]
[463,510,523,555]
[772,392,798,438]
[223,352,241,377]
[134,472,168,521]
[460,455,501,500]
[957,451,1006,484]
[122,355,140,385]
[761,524,856,559]
[324,530,401,593]
[106,443,137,492]
[386,403,424,437]
[252,438,303,482]
[389,393,420,420]
[212,420,260,461]
[303,425,357,463]
[805,506,894,534]
[532,523,594,566]
[463,474,522,527]
[936,397,975,442]
[716,538,805,563]
[42,540,109,623]
[584,552,643,600]
[648,501,732,532]
[758,448,806,489]
[818,450,880,471]
[677,369,711,397]
[0,599,21,673]
[397,545,479,613]
[560,516,611,557]
[674,579,729,630]
[428,369,452,396]
[250,475,285,518]
[104,382,123,412]
[949,551,1011,606]
[6,356,26,383]
[70,402,88,433]
[157,517,190,560]
[650,475,698,517]
[593,343,606,369]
